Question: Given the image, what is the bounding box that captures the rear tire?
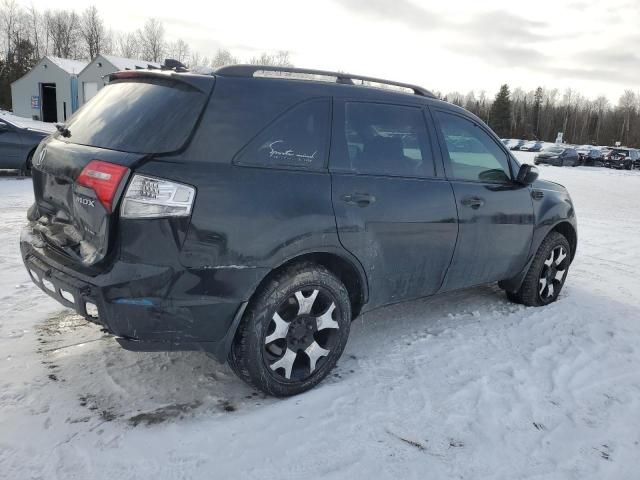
[505,232,571,307]
[229,262,351,396]
[20,151,34,177]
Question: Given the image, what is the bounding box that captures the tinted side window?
[235,99,329,170]
[436,111,512,183]
[344,102,433,177]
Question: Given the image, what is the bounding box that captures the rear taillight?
[76,160,129,213]
[121,174,195,219]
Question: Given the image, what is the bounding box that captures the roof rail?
[214,64,435,98]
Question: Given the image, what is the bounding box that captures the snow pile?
[101,55,161,71]
[0,156,639,479]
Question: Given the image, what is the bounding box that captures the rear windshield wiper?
[55,123,71,137]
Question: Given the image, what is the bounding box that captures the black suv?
[21,66,577,396]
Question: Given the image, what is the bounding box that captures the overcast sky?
[19,0,640,102]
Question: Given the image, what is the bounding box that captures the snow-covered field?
[1,153,640,479]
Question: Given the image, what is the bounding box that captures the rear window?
[59,78,206,153]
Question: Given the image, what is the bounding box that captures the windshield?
[543,146,564,154]
[58,78,206,154]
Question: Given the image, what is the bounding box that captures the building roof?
[47,56,88,74]
[100,54,161,71]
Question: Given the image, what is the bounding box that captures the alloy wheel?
[263,287,341,382]
[538,245,568,302]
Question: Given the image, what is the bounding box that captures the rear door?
[431,109,534,291]
[31,74,213,266]
[330,100,458,307]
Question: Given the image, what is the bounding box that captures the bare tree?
[1,0,19,61]
[618,90,636,145]
[116,31,139,59]
[137,18,165,63]
[26,4,44,57]
[167,38,189,63]
[79,5,106,59]
[46,9,80,58]
[248,50,293,67]
[210,48,238,68]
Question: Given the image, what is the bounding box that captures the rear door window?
[60,78,207,154]
[436,111,512,183]
[234,99,330,170]
[343,102,433,177]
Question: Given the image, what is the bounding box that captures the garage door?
[83,82,99,103]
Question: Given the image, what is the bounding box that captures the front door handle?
[461,196,485,209]
[341,193,375,207]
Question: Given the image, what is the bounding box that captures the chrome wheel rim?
[539,245,568,302]
[263,287,341,382]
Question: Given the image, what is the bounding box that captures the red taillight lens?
[76,160,129,212]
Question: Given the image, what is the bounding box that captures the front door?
[330,100,458,307]
[431,109,535,292]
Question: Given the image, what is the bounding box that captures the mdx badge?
[75,195,95,207]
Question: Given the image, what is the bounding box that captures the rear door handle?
[341,193,375,207]
[461,196,485,209]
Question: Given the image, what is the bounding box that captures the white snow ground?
[1,153,639,479]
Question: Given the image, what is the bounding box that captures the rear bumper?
[21,225,262,361]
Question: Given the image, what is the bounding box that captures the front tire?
[229,262,351,396]
[506,232,571,307]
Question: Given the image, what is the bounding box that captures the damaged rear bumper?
[20,225,263,361]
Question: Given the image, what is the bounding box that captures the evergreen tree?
[532,87,543,139]
[489,84,512,138]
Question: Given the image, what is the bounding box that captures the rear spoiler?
[107,70,215,93]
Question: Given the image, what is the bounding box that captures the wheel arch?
[253,249,369,320]
[551,221,577,261]
[499,219,577,293]
[22,147,37,174]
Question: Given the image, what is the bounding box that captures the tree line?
[440,84,640,148]
[0,0,292,110]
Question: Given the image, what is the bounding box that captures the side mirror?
[516,164,539,185]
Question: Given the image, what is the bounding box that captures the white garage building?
[11,56,87,123]
[77,55,161,107]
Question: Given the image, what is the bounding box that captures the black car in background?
[604,147,637,170]
[579,148,605,166]
[0,111,54,175]
[534,145,580,166]
[20,66,577,396]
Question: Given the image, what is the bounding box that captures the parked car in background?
[0,111,55,175]
[20,65,577,396]
[519,141,543,152]
[576,145,592,161]
[509,139,526,150]
[534,145,580,167]
[578,147,605,166]
[604,147,637,170]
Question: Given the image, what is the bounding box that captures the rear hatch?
[30,73,213,266]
